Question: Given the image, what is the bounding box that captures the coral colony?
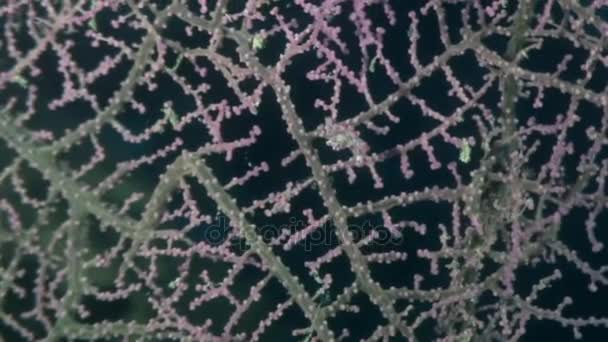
[0,1,608,341]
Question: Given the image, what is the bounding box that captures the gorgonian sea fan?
[0,1,608,341]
